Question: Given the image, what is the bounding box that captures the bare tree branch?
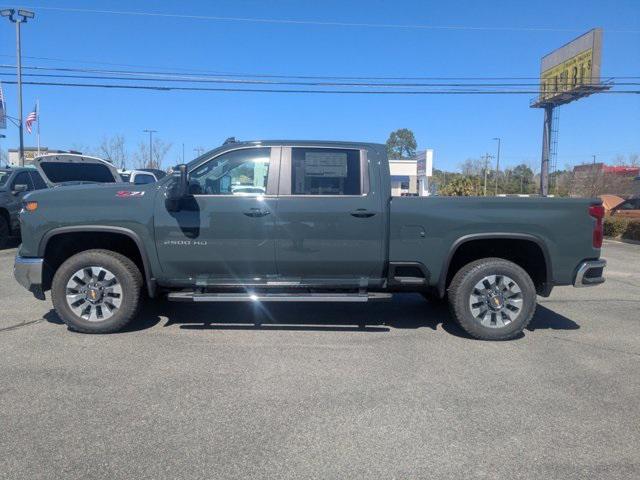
[97,135,127,169]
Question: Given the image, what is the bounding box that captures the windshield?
[0,171,9,187]
[39,162,117,184]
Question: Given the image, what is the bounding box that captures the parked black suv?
[0,167,47,247]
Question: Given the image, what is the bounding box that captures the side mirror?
[12,184,28,195]
[165,164,188,212]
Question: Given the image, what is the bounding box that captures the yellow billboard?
[538,29,602,104]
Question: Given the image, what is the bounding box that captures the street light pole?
[2,8,35,167]
[493,137,501,196]
[15,19,23,166]
[143,129,157,168]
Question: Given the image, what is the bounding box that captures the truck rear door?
[274,146,385,285]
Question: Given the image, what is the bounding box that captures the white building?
[7,147,81,167]
[389,149,433,196]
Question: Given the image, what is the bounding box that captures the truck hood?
[33,154,122,187]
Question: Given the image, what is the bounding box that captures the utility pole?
[539,105,553,196]
[0,134,5,166]
[481,153,493,196]
[1,8,34,166]
[143,129,156,168]
[493,137,501,196]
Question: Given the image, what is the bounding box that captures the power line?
[9,5,640,34]
[2,79,639,95]
[2,56,640,82]
[1,69,638,89]
[0,66,637,90]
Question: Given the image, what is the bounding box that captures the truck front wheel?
[447,258,536,340]
[0,216,10,249]
[51,249,142,334]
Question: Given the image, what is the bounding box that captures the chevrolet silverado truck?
[14,140,606,340]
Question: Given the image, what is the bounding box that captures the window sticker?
[304,152,348,178]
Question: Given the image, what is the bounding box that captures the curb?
[604,237,640,246]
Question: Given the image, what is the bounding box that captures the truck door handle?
[350,209,376,218]
[243,208,271,218]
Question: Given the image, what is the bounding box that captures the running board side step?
[167,292,393,303]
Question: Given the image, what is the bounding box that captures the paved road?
[1,240,638,479]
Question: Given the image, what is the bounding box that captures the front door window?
[189,148,271,196]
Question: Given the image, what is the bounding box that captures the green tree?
[503,164,535,194]
[439,177,477,196]
[386,128,417,159]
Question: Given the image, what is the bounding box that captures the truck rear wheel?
[51,249,142,334]
[447,258,536,340]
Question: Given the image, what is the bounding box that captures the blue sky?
[0,0,638,171]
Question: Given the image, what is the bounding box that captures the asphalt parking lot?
[0,240,638,479]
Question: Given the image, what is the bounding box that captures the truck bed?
[389,196,600,290]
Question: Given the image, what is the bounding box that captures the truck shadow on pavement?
[44,293,580,340]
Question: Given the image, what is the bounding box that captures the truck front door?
[274,146,385,285]
[154,147,280,284]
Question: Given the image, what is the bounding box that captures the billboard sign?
[538,28,602,105]
[416,150,433,177]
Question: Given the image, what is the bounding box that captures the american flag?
[25,104,37,134]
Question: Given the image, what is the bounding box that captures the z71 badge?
[116,191,145,197]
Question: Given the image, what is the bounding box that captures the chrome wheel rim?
[469,274,523,328]
[65,266,123,322]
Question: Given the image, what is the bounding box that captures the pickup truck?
[14,140,606,340]
[1,155,122,247]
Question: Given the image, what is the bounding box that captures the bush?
[623,220,640,241]
[603,216,629,238]
[439,177,478,196]
[604,216,640,241]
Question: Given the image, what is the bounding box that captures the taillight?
[589,204,604,249]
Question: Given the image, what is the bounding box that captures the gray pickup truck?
[14,140,606,340]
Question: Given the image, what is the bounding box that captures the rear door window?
[134,174,155,185]
[290,148,361,195]
[29,171,48,190]
[39,162,117,183]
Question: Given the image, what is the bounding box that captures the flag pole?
[36,99,40,155]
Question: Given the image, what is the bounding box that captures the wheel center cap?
[86,286,102,303]
[487,292,505,311]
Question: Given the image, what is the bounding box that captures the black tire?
[51,249,142,334]
[0,215,9,249]
[447,258,536,340]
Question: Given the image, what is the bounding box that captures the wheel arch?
[39,225,156,297]
[437,233,552,298]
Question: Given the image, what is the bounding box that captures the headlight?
[23,200,38,212]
